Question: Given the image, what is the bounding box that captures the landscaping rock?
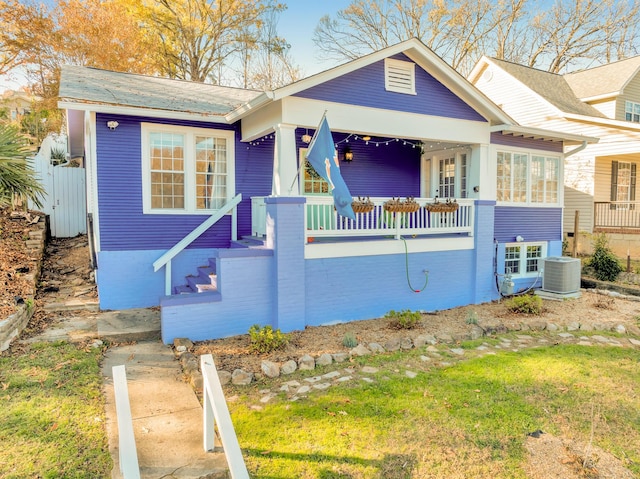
[350,344,371,356]
[332,352,349,363]
[261,360,280,378]
[469,326,484,340]
[297,385,311,394]
[384,337,401,351]
[567,322,580,331]
[217,370,232,386]
[368,342,385,353]
[298,354,316,370]
[315,353,333,366]
[361,366,379,374]
[174,338,194,350]
[436,333,454,344]
[615,324,627,334]
[281,359,297,375]
[528,321,546,332]
[405,371,418,378]
[546,323,559,332]
[400,338,413,350]
[232,369,253,385]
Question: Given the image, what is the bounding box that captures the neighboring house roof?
[58,65,263,119]
[483,58,605,118]
[565,56,640,100]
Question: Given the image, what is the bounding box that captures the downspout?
[565,141,588,158]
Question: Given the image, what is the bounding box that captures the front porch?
[251,196,475,245]
[594,201,640,232]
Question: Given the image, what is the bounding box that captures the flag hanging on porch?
[306,114,356,220]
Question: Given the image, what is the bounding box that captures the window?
[385,58,416,95]
[497,149,561,206]
[610,160,636,208]
[432,151,469,199]
[504,242,546,277]
[142,123,234,214]
[625,101,640,122]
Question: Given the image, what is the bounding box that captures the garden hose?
[400,236,429,293]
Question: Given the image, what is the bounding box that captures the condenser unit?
[542,257,581,294]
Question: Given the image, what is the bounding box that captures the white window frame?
[141,123,235,215]
[625,101,640,123]
[384,58,416,95]
[504,242,547,278]
[427,149,470,199]
[496,147,562,207]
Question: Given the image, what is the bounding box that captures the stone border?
[0,216,47,352]
[172,292,640,392]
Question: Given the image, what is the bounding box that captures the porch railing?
[251,196,474,240]
[594,201,640,230]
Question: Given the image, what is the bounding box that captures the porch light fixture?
[106,120,119,130]
[362,135,371,141]
[301,129,312,143]
[343,146,354,162]
[516,235,524,242]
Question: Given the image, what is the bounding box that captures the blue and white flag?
[306,114,356,220]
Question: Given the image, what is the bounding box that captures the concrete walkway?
[22,307,229,479]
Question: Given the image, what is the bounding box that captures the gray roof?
[59,65,263,117]
[489,58,605,118]
[564,55,640,99]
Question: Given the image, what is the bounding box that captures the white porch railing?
[251,196,474,240]
[201,354,250,479]
[153,194,242,295]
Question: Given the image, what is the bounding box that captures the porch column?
[272,123,299,196]
[265,196,306,332]
[470,144,493,201]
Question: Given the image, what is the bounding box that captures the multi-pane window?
[505,242,546,277]
[143,124,234,214]
[303,160,330,194]
[497,150,560,205]
[439,157,456,198]
[625,101,640,122]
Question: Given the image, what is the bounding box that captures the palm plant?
[0,124,45,208]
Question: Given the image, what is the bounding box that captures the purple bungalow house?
[58,39,594,343]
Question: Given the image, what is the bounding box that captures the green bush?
[248,324,289,354]
[505,294,543,315]
[386,309,421,329]
[342,332,358,348]
[589,234,622,282]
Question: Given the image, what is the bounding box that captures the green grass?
[230,343,640,478]
[0,341,112,478]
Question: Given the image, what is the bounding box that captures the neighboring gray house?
[470,56,640,255]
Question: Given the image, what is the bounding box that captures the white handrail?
[112,365,141,479]
[153,194,242,273]
[201,354,250,479]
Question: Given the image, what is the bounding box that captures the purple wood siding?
[491,132,563,153]
[494,206,562,242]
[296,129,421,197]
[294,54,485,122]
[96,113,272,251]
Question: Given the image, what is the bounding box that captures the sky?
[278,0,354,77]
[0,0,353,92]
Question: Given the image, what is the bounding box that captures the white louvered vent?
[542,257,581,294]
[385,58,416,95]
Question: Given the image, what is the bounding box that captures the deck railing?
[594,201,640,230]
[251,196,474,240]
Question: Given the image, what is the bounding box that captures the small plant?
[248,324,288,354]
[465,310,479,325]
[50,147,67,166]
[342,332,358,348]
[386,309,421,329]
[505,294,543,315]
[589,234,622,282]
[25,298,34,310]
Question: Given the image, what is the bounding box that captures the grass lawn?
[0,341,112,479]
[229,341,640,478]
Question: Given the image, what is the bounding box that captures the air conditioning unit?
[542,257,581,294]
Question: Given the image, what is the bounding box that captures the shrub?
[505,294,543,315]
[386,309,421,329]
[248,324,288,354]
[589,234,622,282]
[342,332,357,348]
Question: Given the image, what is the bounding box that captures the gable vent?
[385,58,416,95]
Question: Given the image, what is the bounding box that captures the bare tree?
[313,0,640,75]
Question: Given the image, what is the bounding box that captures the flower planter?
[383,198,420,213]
[425,202,459,213]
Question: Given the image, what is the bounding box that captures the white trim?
[384,58,416,95]
[504,241,547,278]
[491,124,598,145]
[305,237,474,259]
[141,123,235,215]
[86,111,101,253]
[58,101,231,124]
[492,144,563,207]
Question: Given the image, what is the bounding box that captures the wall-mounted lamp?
[343,146,354,162]
[516,235,524,242]
[301,128,312,143]
[106,120,119,130]
[473,186,480,193]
